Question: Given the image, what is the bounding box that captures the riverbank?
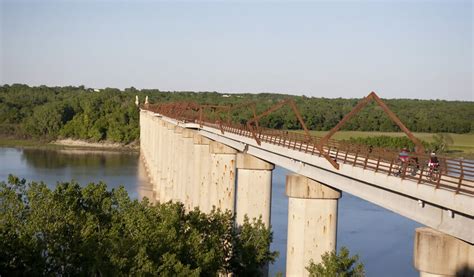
[0,137,139,152]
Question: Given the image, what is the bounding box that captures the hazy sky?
[1,0,472,100]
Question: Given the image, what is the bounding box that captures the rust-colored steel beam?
[215,101,258,125]
[247,98,311,145]
[370,92,425,153]
[317,91,425,169]
[198,104,229,125]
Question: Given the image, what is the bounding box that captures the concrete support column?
[181,129,194,211]
[141,111,152,184]
[159,121,169,202]
[139,110,146,150]
[414,227,474,277]
[150,116,156,184]
[163,123,176,202]
[172,126,184,202]
[210,141,237,213]
[154,116,164,202]
[235,153,274,227]
[194,135,212,213]
[285,174,341,277]
[151,116,161,200]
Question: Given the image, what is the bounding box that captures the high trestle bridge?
[140,92,473,276]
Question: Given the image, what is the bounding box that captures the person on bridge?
[395,147,411,176]
[399,147,410,163]
[428,152,440,169]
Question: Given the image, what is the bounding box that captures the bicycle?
[393,159,418,177]
[425,163,440,182]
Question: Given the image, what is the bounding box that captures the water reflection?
[21,148,138,169]
[137,155,156,203]
[0,147,141,199]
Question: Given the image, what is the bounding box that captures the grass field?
[302,131,474,158]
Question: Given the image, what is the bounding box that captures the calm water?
[0,147,421,276]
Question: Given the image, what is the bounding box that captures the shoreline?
[0,136,471,159]
[0,137,139,152]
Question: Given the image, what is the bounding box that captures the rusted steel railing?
[141,94,474,197]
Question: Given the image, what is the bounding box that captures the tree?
[431,133,454,153]
[306,247,365,277]
[0,175,277,276]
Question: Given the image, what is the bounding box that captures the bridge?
[139,92,473,276]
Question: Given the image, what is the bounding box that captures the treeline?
[0,85,139,143]
[0,176,276,275]
[1,84,472,143]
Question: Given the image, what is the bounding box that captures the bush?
[306,247,365,277]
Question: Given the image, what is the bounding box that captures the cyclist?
[426,152,440,181]
[428,152,440,169]
[399,147,410,163]
[395,147,410,176]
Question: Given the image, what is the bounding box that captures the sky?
[0,0,472,100]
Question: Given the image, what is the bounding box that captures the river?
[0,146,421,276]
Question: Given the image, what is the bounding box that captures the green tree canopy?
[0,175,277,276]
[306,247,365,277]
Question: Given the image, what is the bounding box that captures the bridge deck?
[200,121,474,197]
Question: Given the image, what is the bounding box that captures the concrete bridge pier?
[209,141,237,213]
[235,153,274,227]
[154,118,165,202]
[150,117,156,187]
[139,111,150,176]
[163,122,176,202]
[172,126,184,202]
[181,129,195,211]
[151,116,162,200]
[285,174,341,277]
[414,227,474,277]
[158,120,170,203]
[193,134,212,212]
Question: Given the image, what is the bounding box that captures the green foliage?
[0,175,277,276]
[345,133,454,154]
[0,85,140,144]
[1,84,472,144]
[306,247,365,277]
[431,133,454,153]
[345,135,431,152]
[232,216,279,275]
